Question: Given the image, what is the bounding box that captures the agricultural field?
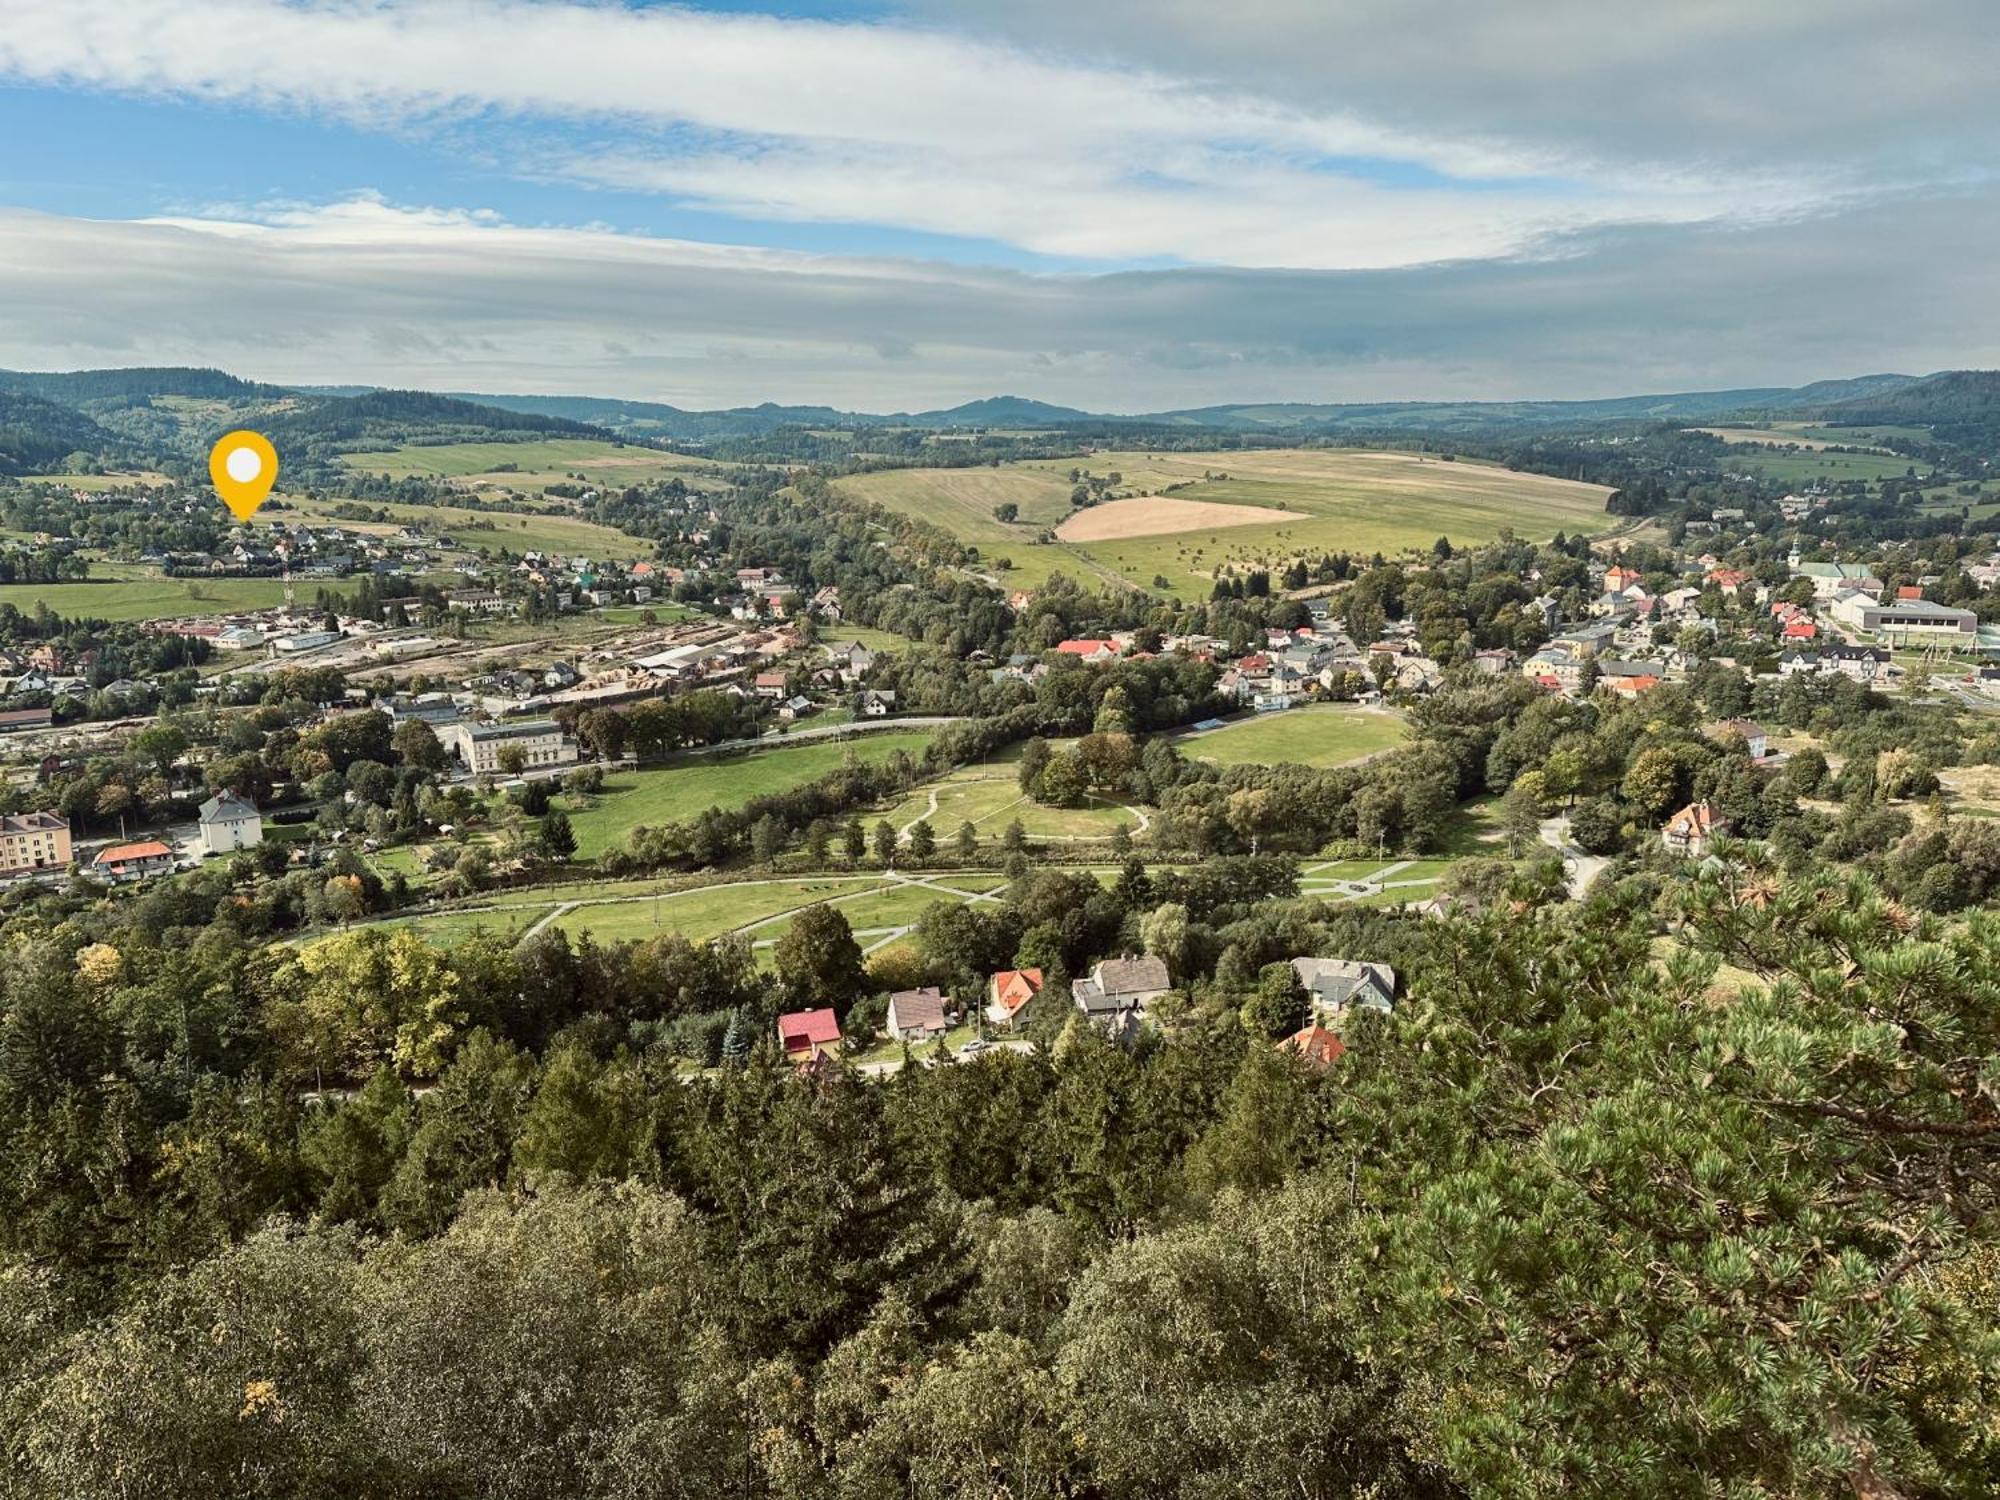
[23,469,173,491]
[1182,705,1407,768]
[837,449,1612,596]
[1709,446,1922,484]
[1691,422,1930,451]
[561,731,939,859]
[277,491,653,560]
[0,575,297,621]
[338,438,723,495]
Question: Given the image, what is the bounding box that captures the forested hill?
[0,371,635,478]
[0,391,120,474]
[1823,368,2000,448]
[0,365,286,404]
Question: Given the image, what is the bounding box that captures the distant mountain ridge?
[4,365,1995,473]
[436,376,1935,440]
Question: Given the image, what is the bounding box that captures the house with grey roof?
[885,987,950,1042]
[196,792,263,857]
[1290,957,1397,1019]
[1072,955,1171,1028]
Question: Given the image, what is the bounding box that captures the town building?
[446,719,576,776]
[196,792,263,856]
[0,812,70,877]
[1831,595,1978,641]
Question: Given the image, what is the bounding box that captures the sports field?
[1183,705,1407,768]
[339,439,722,495]
[837,449,1612,595]
[563,731,939,859]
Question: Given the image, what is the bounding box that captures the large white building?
[1829,594,1978,641]
[448,719,576,775]
[196,792,263,856]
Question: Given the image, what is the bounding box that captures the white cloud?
[4,195,2000,409]
[0,0,1833,269]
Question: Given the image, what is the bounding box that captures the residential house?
[1054,639,1119,664]
[1703,719,1770,760]
[828,640,874,681]
[1280,1023,1346,1068]
[1290,957,1397,1018]
[885,987,950,1042]
[93,839,176,881]
[859,689,898,717]
[778,695,816,721]
[985,968,1044,1029]
[777,1008,842,1065]
[196,792,263,856]
[1072,955,1171,1027]
[753,671,789,699]
[1661,800,1732,858]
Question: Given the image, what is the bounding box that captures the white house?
[196,792,264,856]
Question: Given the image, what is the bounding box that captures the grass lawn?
[841,449,1613,597]
[564,732,937,859]
[1185,705,1406,768]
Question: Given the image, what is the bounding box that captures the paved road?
[1539,817,1608,900]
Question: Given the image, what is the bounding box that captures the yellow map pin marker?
[209,430,278,521]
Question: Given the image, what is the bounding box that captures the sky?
[0,0,1996,410]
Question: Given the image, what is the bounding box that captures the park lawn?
[1432,797,1508,857]
[1187,705,1406,768]
[384,908,534,947]
[565,731,938,860]
[883,766,1140,840]
[553,876,886,945]
[338,438,722,492]
[0,575,299,621]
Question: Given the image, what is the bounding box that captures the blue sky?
[0,0,1994,408]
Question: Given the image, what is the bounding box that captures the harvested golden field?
[1054,495,1293,541]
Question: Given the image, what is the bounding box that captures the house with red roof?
[1707,568,1752,596]
[1782,619,1818,641]
[1281,1022,1346,1068]
[1661,800,1731,858]
[92,839,175,881]
[777,1008,843,1065]
[985,968,1044,1029]
[1603,565,1644,594]
[1054,639,1117,663]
